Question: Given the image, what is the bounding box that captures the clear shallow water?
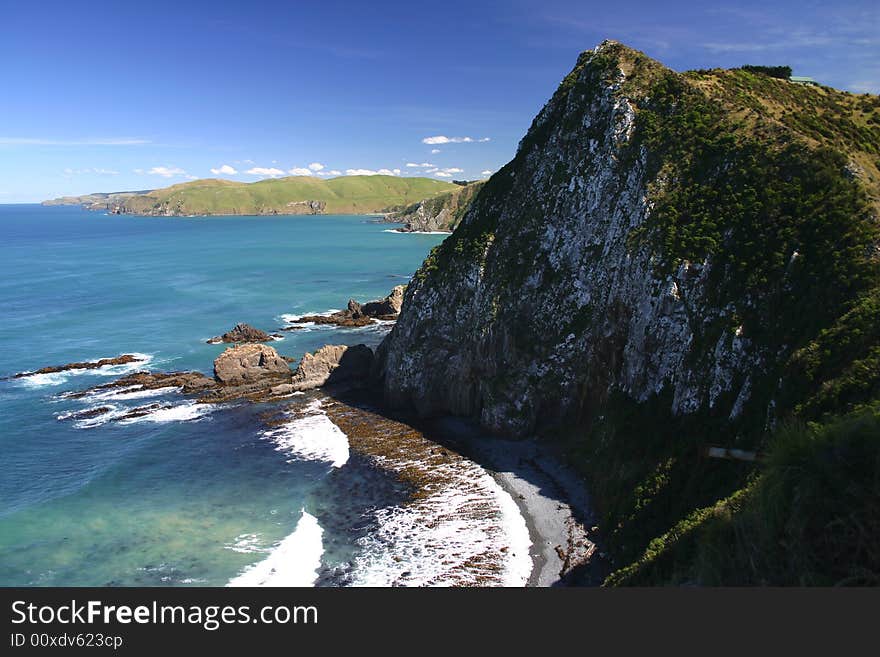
[0,205,443,586]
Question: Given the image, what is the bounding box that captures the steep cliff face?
[378,41,880,582]
[385,182,485,232]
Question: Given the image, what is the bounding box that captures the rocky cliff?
[384,181,485,232]
[377,41,880,584]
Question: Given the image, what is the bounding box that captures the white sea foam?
[117,400,217,425]
[226,510,324,587]
[18,372,71,388]
[279,309,340,324]
[225,533,270,554]
[14,353,154,388]
[94,353,154,376]
[351,458,532,587]
[85,385,180,401]
[262,399,350,468]
[57,404,127,429]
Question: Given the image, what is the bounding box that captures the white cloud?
[428,167,465,178]
[308,162,325,171]
[421,136,490,144]
[481,170,493,176]
[393,168,401,175]
[246,167,286,177]
[345,168,399,176]
[287,167,313,176]
[146,166,187,178]
[430,148,441,154]
[406,162,436,168]
[328,170,342,176]
[210,164,238,175]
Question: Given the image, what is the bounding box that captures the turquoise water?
[0,204,444,586]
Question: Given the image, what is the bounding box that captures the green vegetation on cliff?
[589,49,879,586]
[45,175,457,216]
[385,181,485,232]
[385,41,880,586]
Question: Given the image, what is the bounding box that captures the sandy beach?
[423,417,605,586]
[314,391,604,587]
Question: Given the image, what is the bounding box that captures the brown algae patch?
[319,397,533,587]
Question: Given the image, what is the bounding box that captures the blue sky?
[1,0,877,202]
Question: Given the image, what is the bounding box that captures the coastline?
[422,417,604,586]
[321,392,601,586]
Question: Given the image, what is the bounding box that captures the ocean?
[0,204,530,587]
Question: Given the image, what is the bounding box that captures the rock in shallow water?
[291,284,407,328]
[14,354,145,377]
[289,344,374,391]
[207,323,277,344]
[213,343,291,384]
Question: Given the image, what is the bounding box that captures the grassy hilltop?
[44,175,458,216]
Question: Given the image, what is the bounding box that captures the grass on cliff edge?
[605,404,880,586]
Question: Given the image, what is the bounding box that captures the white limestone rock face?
[379,41,762,437]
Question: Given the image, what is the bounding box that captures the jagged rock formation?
[290,285,407,328]
[207,323,281,344]
[280,344,373,393]
[361,284,406,316]
[384,182,485,232]
[377,41,880,584]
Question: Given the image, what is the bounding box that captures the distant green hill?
[43,176,458,216]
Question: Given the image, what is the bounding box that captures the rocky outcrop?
[14,354,146,378]
[284,344,373,391]
[296,300,375,327]
[213,343,291,385]
[207,323,281,344]
[362,285,405,316]
[64,341,372,405]
[385,182,484,232]
[64,370,216,399]
[284,200,325,214]
[289,285,407,328]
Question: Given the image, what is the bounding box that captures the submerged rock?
[65,371,216,399]
[15,354,145,378]
[213,343,291,385]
